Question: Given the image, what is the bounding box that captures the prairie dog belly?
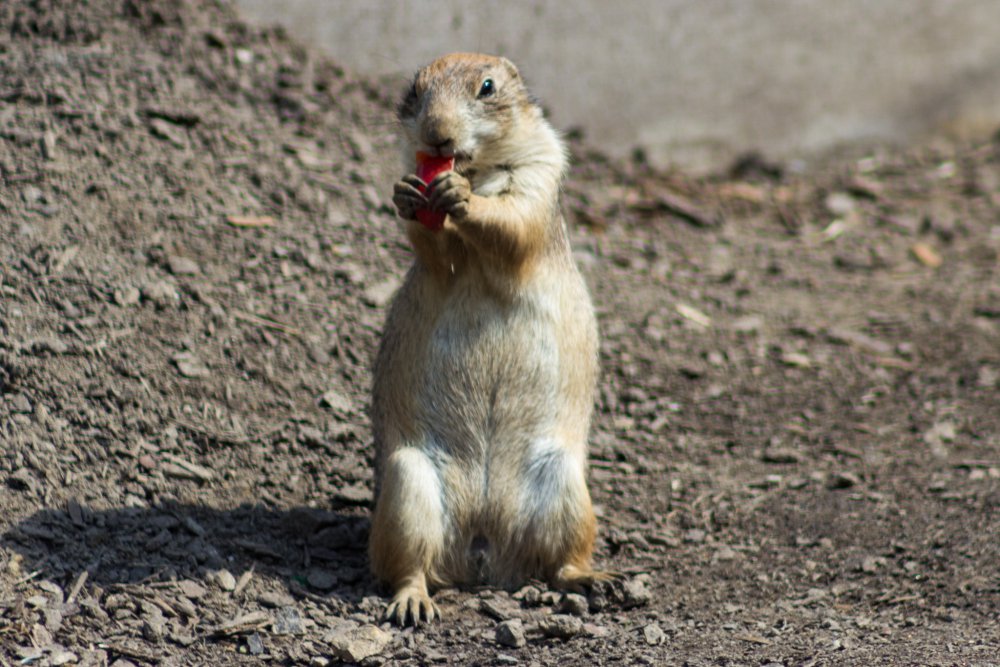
[419,277,563,454]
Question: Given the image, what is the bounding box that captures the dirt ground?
[1,1,999,665]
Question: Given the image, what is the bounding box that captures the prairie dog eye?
[478,78,495,98]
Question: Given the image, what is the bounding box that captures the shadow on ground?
[2,501,374,605]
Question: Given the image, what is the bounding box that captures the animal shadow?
[2,501,375,608]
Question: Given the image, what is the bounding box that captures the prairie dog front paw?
[427,171,472,221]
[393,174,428,221]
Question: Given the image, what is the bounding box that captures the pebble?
[141,280,179,307]
[540,614,583,640]
[172,352,210,378]
[328,625,392,662]
[214,569,237,591]
[114,286,141,306]
[621,577,653,609]
[495,618,526,648]
[167,255,200,275]
[306,569,337,591]
[272,606,303,635]
[246,632,265,655]
[513,585,542,606]
[827,471,861,489]
[11,393,33,413]
[559,593,589,617]
[683,528,707,544]
[318,389,352,412]
[258,590,296,608]
[643,623,666,645]
[584,623,610,638]
[761,447,802,464]
[362,278,400,308]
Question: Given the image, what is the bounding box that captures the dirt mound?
[2,1,999,664]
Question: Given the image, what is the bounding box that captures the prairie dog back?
[370,52,614,626]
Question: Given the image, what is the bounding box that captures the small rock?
[177,580,208,600]
[246,632,265,656]
[214,569,237,591]
[683,528,707,544]
[480,595,520,621]
[10,393,32,414]
[298,426,325,447]
[50,651,78,666]
[643,622,666,646]
[621,577,653,609]
[824,192,856,216]
[27,338,69,356]
[860,556,886,573]
[732,314,763,333]
[495,619,526,648]
[328,625,392,662]
[171,352,210,379]
[584,623,610,638]
[114,286,141,306]
[540,614,583,640]
[272,606,303,635]
[559,593,589,617]
[513,585,542,606]
[761,447,802,464]
[714,545,738,562]
[141,280,179,308]
[306,569,337,591]
[924,420,957,457]
[827,472,861,489]
[167,255,200,276]
[8,468,37,492]
[333,482,369,505]
[258,591,296,608]
[362,278,400,308]
[318,389,352,412]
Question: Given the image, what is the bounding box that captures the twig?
[233,310,302,336]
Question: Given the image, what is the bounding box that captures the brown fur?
[370,53,614,626]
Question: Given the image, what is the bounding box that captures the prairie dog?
[370,53,612,626]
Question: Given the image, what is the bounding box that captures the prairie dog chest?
[423,276,562,414]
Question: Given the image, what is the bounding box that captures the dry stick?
[232,310,302,336]
[66,570,89,604]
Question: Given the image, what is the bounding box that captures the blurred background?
[236,0,1000,172]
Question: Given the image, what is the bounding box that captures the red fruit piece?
[414,151,455,231]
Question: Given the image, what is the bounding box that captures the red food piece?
[414,152,455,230]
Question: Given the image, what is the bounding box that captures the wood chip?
[66,571,88,605]
[211,610,271,636]
[233,567,255,597]
[233,310,301,336]
[162,454,214,482]
[226,215,275,228]
[675,303,712,328]
[911,242,942,268]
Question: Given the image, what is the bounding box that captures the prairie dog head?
[397,53,545,171]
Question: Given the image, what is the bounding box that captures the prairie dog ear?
[498,56,520,80]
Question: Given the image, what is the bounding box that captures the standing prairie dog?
[370,52,613,626]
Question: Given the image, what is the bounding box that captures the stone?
[328,625,392,662]
[362,278,400,308]
[559,593,589,617]
[495,619,526,648]
[621,577,653,609]
[540,614,584,640]
[214,569,237,591]
[141,280,179,307]
[643,622,666,645]
[167,255,200,275]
